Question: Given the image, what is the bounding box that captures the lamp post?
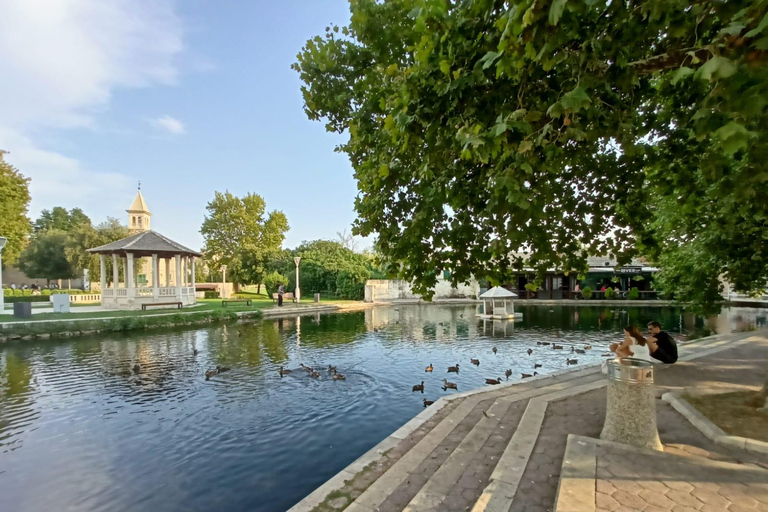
[221,264,228,299]
[294,257,301,302]
[0,236,7,312]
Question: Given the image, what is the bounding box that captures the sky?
[0,0,365,251]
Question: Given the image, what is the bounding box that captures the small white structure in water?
[477,286,523,320]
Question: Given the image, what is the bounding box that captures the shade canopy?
[479,286,518,299]
[87,230,201,258]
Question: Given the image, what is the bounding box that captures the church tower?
[127,184,151,233]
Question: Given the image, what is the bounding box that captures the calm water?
[1,304,765,512]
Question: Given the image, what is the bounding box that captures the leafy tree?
[263,271,289,296]
[200,191,289,287]
[0,151,32,265]
[33,207,91,234]
[336,228,360,252]
[18,230,75,281]
[281,240,373,299]
[294,0,768,314]
[65,218,130,283]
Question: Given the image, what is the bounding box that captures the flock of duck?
[277,364,347,381]
[412,342,601,406]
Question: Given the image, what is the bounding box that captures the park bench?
[271,292,295,303]
[142,301,182,311]
[222,298,252,306]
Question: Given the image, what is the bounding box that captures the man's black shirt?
[651,330,678,363]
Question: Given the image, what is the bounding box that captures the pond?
[1,304,765,512]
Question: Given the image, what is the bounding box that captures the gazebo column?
[112,254,119,289]
[152,254,159,300]
[175,255,182,299]
[191,257,196,293]
[165,258,171,287]
[99,255,106,293]
[126,253,135,299]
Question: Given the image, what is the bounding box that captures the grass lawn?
[1,294,359,324]
[684,391,768,443]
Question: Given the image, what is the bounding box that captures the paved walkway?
[290,330,768,512]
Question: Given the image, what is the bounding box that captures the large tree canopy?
[200,191,289,286]
[33,206,91,234]
[294,0,768,313]
[0,151,32,265]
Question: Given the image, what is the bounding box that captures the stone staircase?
[294,332,766,512]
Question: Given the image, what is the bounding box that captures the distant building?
[124,188,176,287]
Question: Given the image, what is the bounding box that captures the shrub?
[581,286,593,299]
[41,289,52,296]
[3,288,11,296]
[204,290,220,299]
[4,295,51,303]
[263,271,289,296]
[628,287,640,300]
[604,287,616,300]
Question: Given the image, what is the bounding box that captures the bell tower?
[127,182,151,233]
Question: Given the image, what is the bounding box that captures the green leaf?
[440,59,451,76]
[745,12,768,38]
[713,122,752,154]
[696,56,737,81]
[549,0,567,26]
[560,86,591,112]
[478,51,501,70]
[518,140,533,153]
[671,66,694,85]
[378,164,390,178]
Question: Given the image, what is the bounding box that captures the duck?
[299,363,313,372]
[485,377,502,385]
[527,348,533,356]
[492,347,497,354]
[442,379,458,390]
[447,364,460,373]
[132,363,141,374]
[601,352,614,357]
[521,372,539,379]
[412,381,425,393]
[425,363,434,372]
[279,366,292,377]
[217,366,231,373]
[205,370,217,380]
[505,369,512,379]
[310,370,320,379]
[470,358,480,366]
[534,363,542,369]
[566,358,578,365]
[574,348,586,354]
[327,365,337,372]
[552,344,564,350]
[193,349,199,356]
[584,345,592,350]
[332,373,346,381]
[538,341,551,346]
[423,399,435,407]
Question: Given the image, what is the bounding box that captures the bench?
[271,292,295,303]
[142,301,182,311]
[222,299,252,306]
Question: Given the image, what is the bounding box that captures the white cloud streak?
[0,0,184,212]
[152,115,186,135]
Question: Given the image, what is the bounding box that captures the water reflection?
[0,304,762,512]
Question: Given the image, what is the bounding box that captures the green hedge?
[204,290,220,299]
[4,295,51,303]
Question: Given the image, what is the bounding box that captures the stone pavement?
[291,330,768,512]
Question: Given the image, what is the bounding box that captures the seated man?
[645,321,678,363]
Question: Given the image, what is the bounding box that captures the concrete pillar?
[126,253,135,298]
[165,258,171,287]
[152,254,159,299]
[191,257,196,292]
[175,255,182,299]
[112,254,119,289]
[99,255,106,292]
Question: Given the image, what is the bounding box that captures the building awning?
[479,286,518,299]
[87,230,201,258]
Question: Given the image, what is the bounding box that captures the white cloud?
[0,0,184,212]
[152,115,186,135]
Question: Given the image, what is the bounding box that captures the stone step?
[554,434,768,512]
[349,372,604,512]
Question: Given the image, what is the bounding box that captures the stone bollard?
[314,293,320,303]
[600,358,663,451]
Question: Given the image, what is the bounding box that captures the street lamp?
[0,236,7,312]
[294,257,301,302]
[221,264,228,299]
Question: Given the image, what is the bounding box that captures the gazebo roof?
[87,230,201,257]
[479,286,518,299]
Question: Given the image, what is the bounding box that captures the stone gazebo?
[88,231,201,310]
[477,286,523,320]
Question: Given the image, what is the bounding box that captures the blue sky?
[0,0,363,251]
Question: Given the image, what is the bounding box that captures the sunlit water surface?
[1,304,765,512]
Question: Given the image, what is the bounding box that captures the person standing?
[646,321,678,363]
[574,282,581,299]
[277,284,284,307]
